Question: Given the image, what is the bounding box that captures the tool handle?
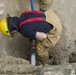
[30,0,35,11]
[30,0,35,51]
[30,0,36,66]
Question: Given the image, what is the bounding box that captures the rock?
[69,51,76,63]
[0,56,76,75]
[40,63,76,75]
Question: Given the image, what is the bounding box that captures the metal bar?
[30,0,36,66]
[31,53,36,65]
[30,40,36,66]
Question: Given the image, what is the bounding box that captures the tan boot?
[41,0,52,5]
[40,0,52,10]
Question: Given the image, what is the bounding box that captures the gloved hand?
[36,32,47,41]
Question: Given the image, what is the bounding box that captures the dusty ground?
[0,0,76,74]
[0,56,38,74]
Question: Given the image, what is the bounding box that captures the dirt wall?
[0,0,76,71]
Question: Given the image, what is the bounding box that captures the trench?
[0,0,76,74]
[2,34,76,75]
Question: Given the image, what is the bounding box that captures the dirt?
[0,56,43,74]
[0,0,76,74]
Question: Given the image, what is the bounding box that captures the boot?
[41,0,52,5]
[40,0,52,10]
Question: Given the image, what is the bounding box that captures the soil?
[0,0,76,74]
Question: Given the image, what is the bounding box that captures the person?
[7,10,53,40]
[0,9,62,64]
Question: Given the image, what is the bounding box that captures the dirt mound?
[0,0,76,74]
[0,56,42,74]
[0,56,76,75]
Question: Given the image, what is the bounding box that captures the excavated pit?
[0,0,76,74]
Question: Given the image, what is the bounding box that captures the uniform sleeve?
[20,26,37,39]
[26,30,37,39]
